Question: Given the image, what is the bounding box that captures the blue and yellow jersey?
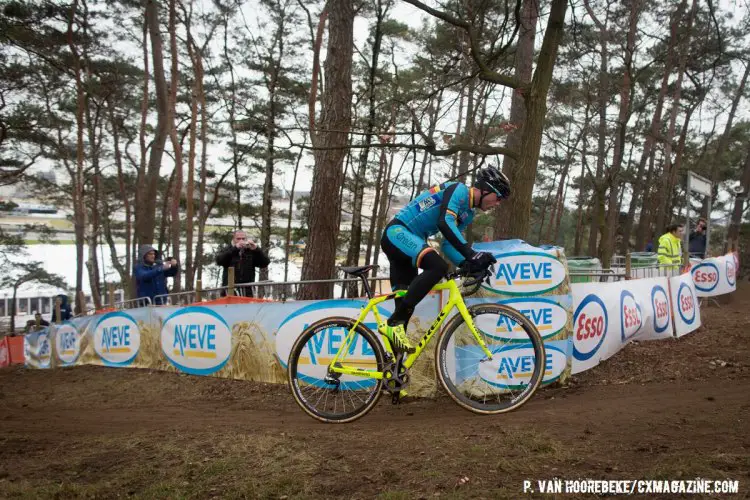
[393,182,475,265]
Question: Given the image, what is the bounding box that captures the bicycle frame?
[328,279,494,379]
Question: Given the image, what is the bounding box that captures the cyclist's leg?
[388,250,448,326]
[381,222,448,327]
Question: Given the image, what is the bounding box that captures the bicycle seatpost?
[360,275,374,300]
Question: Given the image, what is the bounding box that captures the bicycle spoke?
[438,305,545,414]
[289,320,384,422]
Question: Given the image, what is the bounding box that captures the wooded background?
[2,0,749,310]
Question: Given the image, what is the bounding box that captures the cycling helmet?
[475,165,512,199]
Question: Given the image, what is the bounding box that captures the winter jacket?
[50,294,72,322]
[215,244,270,297]
[688,231,707,258]
[134,245,178,305]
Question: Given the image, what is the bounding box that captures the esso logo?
[692,262,719,292]
[161,307,232,375]
[677,282,696,324]
[94,311,141,366]
[620,290,643,342]
[484,251,566,296]
[38,332,52,368]
[726,260,736,287]
[477,343,567,390]
[476,299,567,342]
[573,295,608,361]
[55,323,81,365]
[276,300,388,390]
[651,286,671,334]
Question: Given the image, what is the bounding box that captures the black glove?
[465,251,496,273]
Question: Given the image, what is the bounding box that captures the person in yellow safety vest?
[657,223,685,267]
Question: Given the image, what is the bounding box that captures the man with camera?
[689,217,708,259]
[216,230,270,297]
[134,245,179,305]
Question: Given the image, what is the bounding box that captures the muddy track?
[1,285,749,499]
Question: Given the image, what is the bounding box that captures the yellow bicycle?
[287,264,546,423]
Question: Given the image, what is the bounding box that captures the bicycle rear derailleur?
[383,353,410,404]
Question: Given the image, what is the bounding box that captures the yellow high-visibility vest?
[657,232,682,265]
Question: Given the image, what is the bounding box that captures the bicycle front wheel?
[436,303,546,414]
[287,317,386,423]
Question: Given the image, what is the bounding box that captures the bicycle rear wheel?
[436,303,546,414]
[287,317,386,423]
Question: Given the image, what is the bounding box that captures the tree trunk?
[298,0,354,300]
[458,78,476,178]
[106,101,133,296]
[705,62,750,217]
[369,141,394,286]
[344,0,387,287]
[285,136,306,283]
[654,0,697,238]
[583,0,609,260]
[600,0,640,267]
[184,37,200,290]
[546,116,582,243]
[451,84,465,179]
[158,169,175,255]
[621,0,685,252]
[195,73,209,283]
[537,172,558,244]
[494,0,539,238]
[364,141,386,266]
[167,0,183,293]
[727,146,750,246]
[84,67,103,308]
[67,0,87,315]
[665,102,698,226]
[635,148,659,249]
[138,0,171,247]
[136,12,149,275]
[501,0,566,240]
[554,177,570,245]
[574,116,590,255]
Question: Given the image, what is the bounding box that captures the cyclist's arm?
[436,183,473,264]
[440,211,475,266]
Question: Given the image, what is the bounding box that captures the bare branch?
[289,139,518,161]
[401,0,521,89]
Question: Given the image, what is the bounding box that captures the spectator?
[216,230,270,297]
[657,223,684,267]
[50,295,72,323]
[134,245,178,305]
[688,217,707,259]
[25,312,50,333]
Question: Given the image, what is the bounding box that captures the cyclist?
[379,165,512,353]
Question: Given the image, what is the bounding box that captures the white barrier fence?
[690,253,738,297]
[22,249,738,394]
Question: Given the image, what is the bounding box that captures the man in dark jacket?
[134,245,179,305]
[216,230,270,297]
[50,295,72,322]
[688,217,707,258]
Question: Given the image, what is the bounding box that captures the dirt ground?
[1,286,749,499]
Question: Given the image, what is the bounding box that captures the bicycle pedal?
[391,393,400,405]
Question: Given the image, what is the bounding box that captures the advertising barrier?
[691,254,737,297]
[470,240,574,387]
[18,242,733,395]
[24,329,52,369]
[670,272,702,337]
[571,277,673,374]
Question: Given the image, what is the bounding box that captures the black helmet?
[475,166,512,199]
